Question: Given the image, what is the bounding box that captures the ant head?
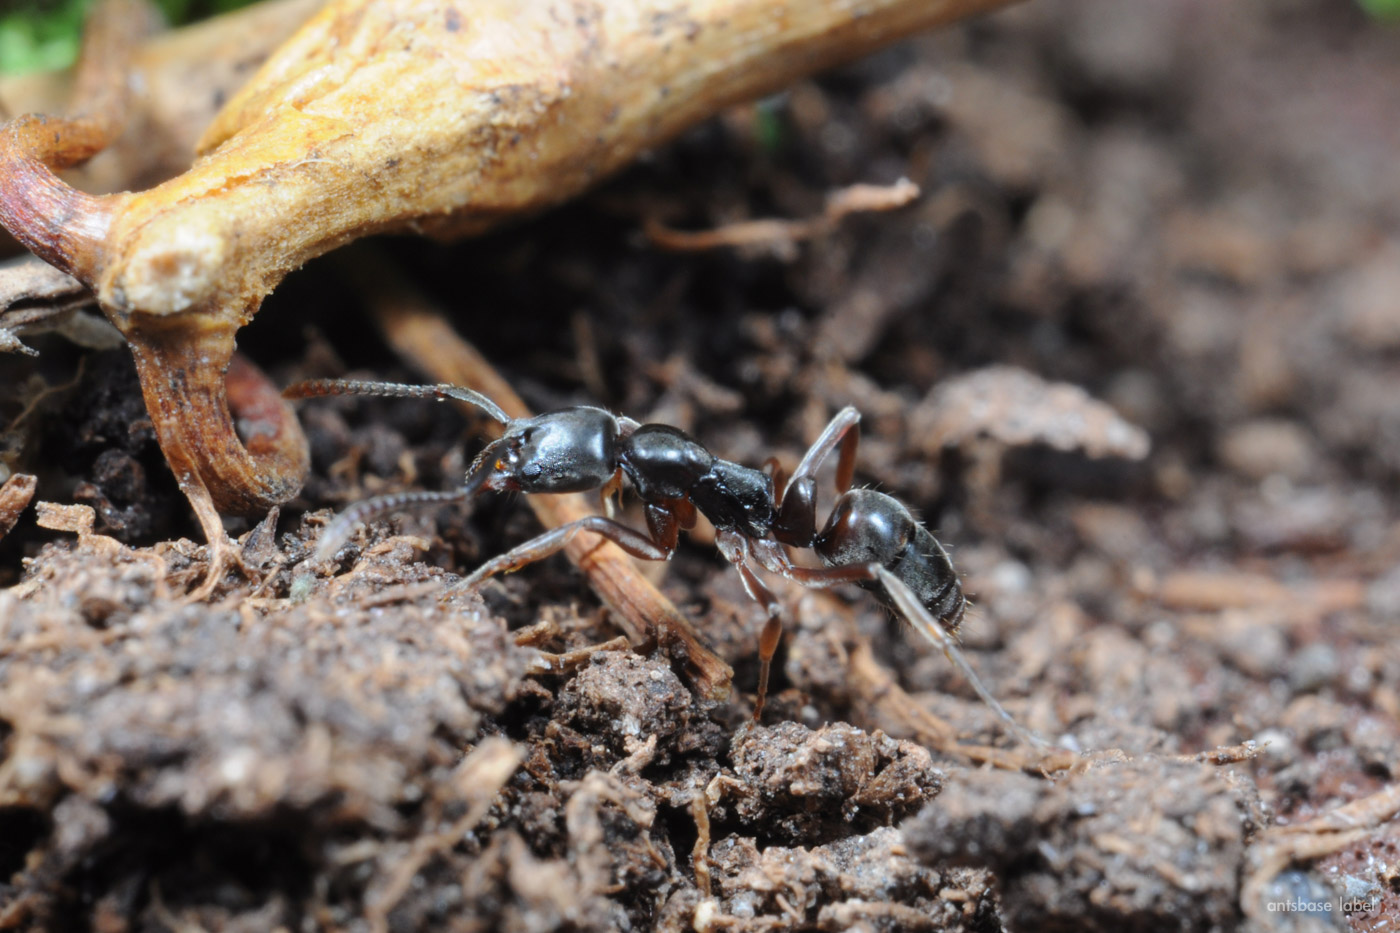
[470,407,621,495]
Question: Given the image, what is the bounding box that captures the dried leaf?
[0,254,88,312]
[0,472,36,541]
[0,254,100,354]
[35,500,96,536]
[913,365,1150,459]
[0,327,37,356]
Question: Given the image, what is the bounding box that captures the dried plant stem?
[345,250,734,699]
[0,0,312,560]
[646,178,921,254]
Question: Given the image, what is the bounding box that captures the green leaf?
[1359,0,1400,20]
[0,0,90,76]
[0,0,257,76]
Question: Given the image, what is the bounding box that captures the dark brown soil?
[4,1,1400,930]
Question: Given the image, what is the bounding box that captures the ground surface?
[3,1,1400,930]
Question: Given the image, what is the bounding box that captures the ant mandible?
[283,379,1037,745]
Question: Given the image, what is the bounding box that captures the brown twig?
[343,249,734,699]
[525,636,633,677]
[646,178,921,256]
[691,789,713,899]
[1154,570,1365,614]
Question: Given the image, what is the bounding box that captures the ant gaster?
[284,379,1036,744]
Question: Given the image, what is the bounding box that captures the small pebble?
[1288,643,1340,694]
[1217,419,1316,482]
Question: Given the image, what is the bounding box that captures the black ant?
[283,379,1038,745]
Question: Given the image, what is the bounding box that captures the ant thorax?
[621,425,774,536]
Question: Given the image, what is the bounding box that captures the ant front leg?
[448,514,675,596]
[716,530,786,720]
[773,406,860,547]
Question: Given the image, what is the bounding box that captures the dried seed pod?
[0,0,1018,533]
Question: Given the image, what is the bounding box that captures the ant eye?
[494,441,525,471]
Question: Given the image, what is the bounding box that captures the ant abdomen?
[815,488,965,637]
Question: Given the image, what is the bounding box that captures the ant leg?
[450,515,672,594]
[874,566,1046,749]
[774,407,860,546]
[789,407,861,494]
[600,468,624,519]
[752,611,783,721]
[644,503,681,552]
[313,489,474,562]
[747,538,876,588]
[671,497,698,531]
[762,457,788,502]
[717,530,784,720]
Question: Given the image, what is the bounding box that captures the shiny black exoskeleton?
[284,379,1029,742]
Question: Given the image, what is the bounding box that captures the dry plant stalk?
[0,0,1019,550]
[646,177,921,256]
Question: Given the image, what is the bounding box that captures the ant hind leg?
[788,406,861,495]
[874,566,1046,749]
[748,537,874,589]
[773,407,860,546]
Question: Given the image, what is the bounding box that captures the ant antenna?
[283,379,512,425]
[309,488,476,563]
[282,379,515,562]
